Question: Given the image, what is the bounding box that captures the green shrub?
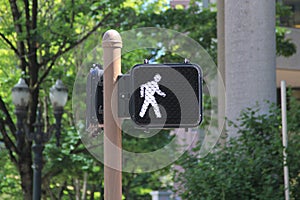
[175,100,300,200]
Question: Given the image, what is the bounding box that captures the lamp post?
[11,78,30,150]
[12,78,68,200]
[50,80,68,147]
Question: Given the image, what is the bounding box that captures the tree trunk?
[74,178,81,200]
[90,185,95,200]
[100,184,104,200]
[17,62,39,200]
[81,172,88,200]
[18,141,33,200]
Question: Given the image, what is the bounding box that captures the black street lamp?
[12,78,68,200]
[49,80,68,147]
[11,78,30,149]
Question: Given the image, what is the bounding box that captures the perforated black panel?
[129,64,202,128]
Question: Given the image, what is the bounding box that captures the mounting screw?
[144,59,149,64]
[184,58,190,64]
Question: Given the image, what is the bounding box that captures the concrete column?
[225,0,276,137]
[203,0,209,8]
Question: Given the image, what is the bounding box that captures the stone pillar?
[225,0,276,137]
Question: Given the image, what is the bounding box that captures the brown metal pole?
[217,0,226,144]
[102,30,122,200]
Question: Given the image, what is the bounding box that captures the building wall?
[277,28,300,71]
[281,0,300,28]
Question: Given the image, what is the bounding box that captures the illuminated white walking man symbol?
[139,74,166,118]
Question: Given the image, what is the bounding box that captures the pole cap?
[102,29,122,48]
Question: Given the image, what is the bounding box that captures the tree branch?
[9,0,27,71]
[37,13,112,86]
[43,168,63,182]
[0,33,30,68]
[0,33,19,55]
[70,147,89,155]
[23,0,32,52]
[0,120,18,165]
[23,0,39,71]
[32,0,38,30]
[70,0,75,29]
[58,181,67,199]
[30,0,38,62]
[0,96,17,138]
[69,139,83,154]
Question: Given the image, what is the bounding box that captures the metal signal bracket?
[117,74,131,118]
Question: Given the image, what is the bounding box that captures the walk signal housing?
[119,63,203,128]
[86,64,104,128]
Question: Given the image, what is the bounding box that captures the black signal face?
[129,63,202,128]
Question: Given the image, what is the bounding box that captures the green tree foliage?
[0,0,129,199]
[0,0,175,199]
[175,98,300,200]
[130,1,296,64]
[0,0,298,199]
[0,148,23,199]
[140,5,218,62]
[276,2,297,57]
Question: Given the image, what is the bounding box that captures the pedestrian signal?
[128,63,202,128]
